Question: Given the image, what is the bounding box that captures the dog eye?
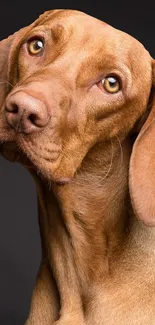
[99,76,121,93]
[27,39,44,55]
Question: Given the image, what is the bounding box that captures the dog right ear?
[129,60,155,226]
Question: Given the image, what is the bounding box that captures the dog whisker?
[115,135,123,171]
[0,79,14,88]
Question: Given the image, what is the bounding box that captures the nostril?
[28,113,37,124]
[6,103,19,114]
[27,112,48,128]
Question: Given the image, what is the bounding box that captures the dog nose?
[5,91,49,134]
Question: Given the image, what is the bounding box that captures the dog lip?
[55,177,72,186]
[0,142,19,162]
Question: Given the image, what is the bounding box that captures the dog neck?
[32,137,154,315]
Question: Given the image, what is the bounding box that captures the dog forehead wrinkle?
[34,10,111,48]
[33,10,85,40]
[51,24,67,43]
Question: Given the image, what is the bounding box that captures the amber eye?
[28,39,44,55]
[100,76,121,93]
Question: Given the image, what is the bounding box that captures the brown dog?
[0,9,155,325]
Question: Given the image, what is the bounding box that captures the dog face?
[0,10,153,183]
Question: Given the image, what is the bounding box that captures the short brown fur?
[0,9,155,325]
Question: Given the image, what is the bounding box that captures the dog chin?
[54,177,72,186]
[0,142,73,186]
[30,159,73,186]
[19,150,73,185]
[33,161,73,185]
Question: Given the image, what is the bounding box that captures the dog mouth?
[0,140,72,186]
[0,141,34,168]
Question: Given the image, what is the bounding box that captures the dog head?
[0,10,153,198]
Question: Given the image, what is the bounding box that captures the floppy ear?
[129,60,155,226]
[0,34,15,108]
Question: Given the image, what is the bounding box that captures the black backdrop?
[0,1,154,324]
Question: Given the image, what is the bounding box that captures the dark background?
[0,1,154,324]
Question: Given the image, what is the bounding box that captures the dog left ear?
[0,34,14,108]
[0,23,34,109]
[129,60,155,226]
